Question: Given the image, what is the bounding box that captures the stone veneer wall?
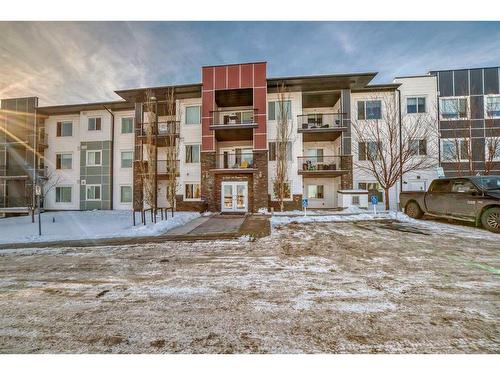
[175,195,207,212]
[268,194,302,211]
[340,155,353,190]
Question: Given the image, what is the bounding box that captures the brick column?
[252,150,269,212]
[340,155,353,190]
[201,152,216,211]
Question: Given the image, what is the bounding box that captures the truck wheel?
[481,207,500,233]
[405,202,424,219]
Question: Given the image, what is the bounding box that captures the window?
[358,100,382,120]
[272,181,292,200]
[268,141,292,161]
[485,95,500,118]
[86,185,101,200]
[307,148,324,162]
[451,179,477,194]
[407,97,426,114]
[185,106,201,125]
[120,151,133,168]
[185,144,200,163]
[409,139,427,156]
[86,150,102,166]
[185,183,201,200]
[440,97,468,120]
[56,121,73,137]
[485,138,500,161]
[55,186,72,203]
[358,182,383,202]
[352,196,360,205]
[56,153,72,170]
[441,139,469,161]
[121,117,134,134]
[268,100,292,121]
[120,185,132,203]
[88,117,101,131]
[358,141,381,161]
[429,180,452,193]
[307,185,324,199]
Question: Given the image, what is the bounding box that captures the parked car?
[400,176,500,233]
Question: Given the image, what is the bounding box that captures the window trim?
[357,100,382,120]
[87,117,102,131]
[86,184,102,201]
[268,100,292,121]
[440,138,469,162]
[185,105,201,125]
[185,144,201,164]
[55,185,72,204]
[409,139,427,157]
[120,184,133,203]
[55,152,73,170]
[484,94,500,119]
[406,96,427,114]
[120,117,134,134]
[120,150,134,169]
[184,182,201,201]
[86,150,102,167]
[485,138,500,162]
[307,184,324,200]
[57,120,73,137]
[271,180,293,201]
[439,96,469,121]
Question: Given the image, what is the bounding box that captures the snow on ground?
[0,210,200,244]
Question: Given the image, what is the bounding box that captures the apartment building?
[4,62,494,215]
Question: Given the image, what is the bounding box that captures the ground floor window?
[272,180,292,200]
[185,183,201,200]
[55,186,72,203]
[120,185,132,203]
[307,185,324,199]
[358,182,383,202]
[86,185,101,201]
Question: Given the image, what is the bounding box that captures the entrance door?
[221,181,248,212]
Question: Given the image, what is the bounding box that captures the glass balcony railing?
[215,152,255,169]
[297,113,346,131]
[210,109,257,126]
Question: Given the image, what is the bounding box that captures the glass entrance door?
[221,181,248,212]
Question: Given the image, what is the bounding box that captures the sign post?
[302,198,308,217]
[371,195,378,214]
[35,185,42,236]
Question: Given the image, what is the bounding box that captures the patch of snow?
[0,210,200,245]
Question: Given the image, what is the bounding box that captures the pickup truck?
[400,176,500,233]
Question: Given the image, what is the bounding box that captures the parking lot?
[0,218,498,353]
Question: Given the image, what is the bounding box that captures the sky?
[1,21,499,106]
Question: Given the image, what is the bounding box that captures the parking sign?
[302,198,308,208]
[371,195,378,205]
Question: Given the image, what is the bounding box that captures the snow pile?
[0,210,200,244]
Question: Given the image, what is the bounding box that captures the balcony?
[209,109,258,141]
[297,113,346,141]
[298,155,351,177]
[136,120,180,138]
[212,152,257,173]
[37,132,48,150]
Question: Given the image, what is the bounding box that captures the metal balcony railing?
[297,113,346,131]
[136,121,180,137]
[298,155,351,173]
[210,109,258,126]
[215,152,256,169]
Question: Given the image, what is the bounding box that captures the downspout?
[397,89,403,194]
[103,105,114,210]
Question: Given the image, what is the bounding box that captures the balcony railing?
[215,152,256,169]
[157,160,180,175]
[210,109,258,126]
[297,113,346,131]
[298,155,351,173]
[136,121,180,137]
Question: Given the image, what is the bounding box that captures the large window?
[440,97,468,120]
[485,95,500,118]
[306,148,324,162]
[357,100,382,120]
[358,141,381,161]
[407,97,426,114]
[272,181,292,200]
[307,185,324,199]
[185,106,201,125]
[185,183,201,200]
[120,185,132,203]
[121,117,134,134]
[120,151,133,168]
[268,100,292,121]
[486,138,500,161]
[358,182,383,202]
[268,141,292,161]
[86,185,101,201]
[185,144,200,163]
[88,117,102,131]
[55,186,72,203]
[86,150,102,166]
[56,153,72,170]
[56,121,73,137]
[441,139,469,161]
[409,139,427,156]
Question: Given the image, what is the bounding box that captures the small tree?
[164,87,180,214]
[484,110,500,175]
[352,94,438,210]
[273,82,293,212]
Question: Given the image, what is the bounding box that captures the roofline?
[429,65,500,74]
[267,71,378,82]
[37,99,129,111]
[393,74,434,79]
[114,82,202,95]
[202,61,267,69]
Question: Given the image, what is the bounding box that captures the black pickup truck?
[400,176,500,233]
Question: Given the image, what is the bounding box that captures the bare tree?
[273,82,293,212]
[164,87,180,214]
[352,94,438,210]
[484,110,500,175]
[137,89,157,215]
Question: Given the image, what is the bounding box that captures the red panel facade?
[202,66,215,151]
[227,65,240,89]
[214,66,227,90]
[240,64,254,88]
[253,62,266,87]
